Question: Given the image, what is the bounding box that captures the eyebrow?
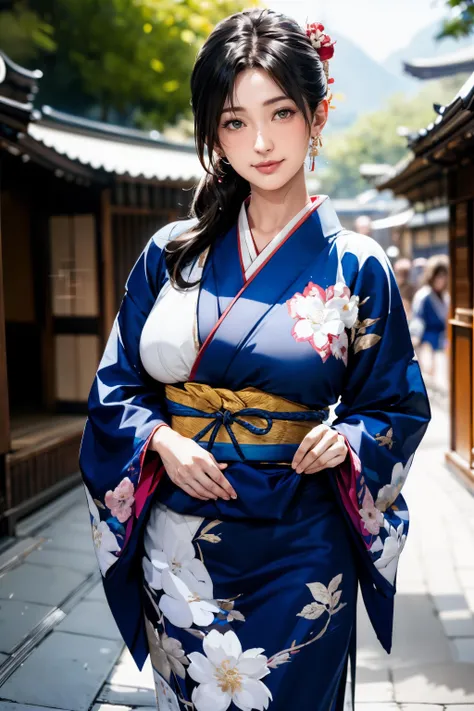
[221,95,291,114]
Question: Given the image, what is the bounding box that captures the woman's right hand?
[150,426,237,502]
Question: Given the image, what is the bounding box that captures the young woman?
[80,9,431,711]
[410,255,449,381]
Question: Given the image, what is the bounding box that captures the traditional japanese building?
[404,45,474,80]
[0,51,202,533]
[378,71,474,488]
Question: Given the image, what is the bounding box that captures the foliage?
[0,0,258,126]
[438,0,474,39]
[0,1,55,63]
[319,75,469,198]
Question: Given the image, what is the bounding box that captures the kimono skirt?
[141,434,358,711]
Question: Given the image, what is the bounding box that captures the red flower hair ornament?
[305,22,336,108]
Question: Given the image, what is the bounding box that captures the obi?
[164,382,329,462]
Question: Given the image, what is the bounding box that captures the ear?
[311,98,329,137]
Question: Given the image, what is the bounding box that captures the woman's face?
[433,271,448,292]
[216,68,327,192]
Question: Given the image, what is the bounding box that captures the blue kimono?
[79,196,431,711]
[411,285,448,351]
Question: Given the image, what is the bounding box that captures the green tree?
[0,1,55,63]
[439,0,474,39]
[320,75,469,198]
[1,0,258,126]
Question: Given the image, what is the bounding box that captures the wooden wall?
[100,180,193,339]
[446,165,474,484]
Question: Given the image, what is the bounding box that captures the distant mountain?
[325,33,409,134]
[383,20,473,80]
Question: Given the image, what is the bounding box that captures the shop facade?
[0,51,201,533]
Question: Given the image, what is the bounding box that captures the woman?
[410,255,449,380]
[80,9,431,711]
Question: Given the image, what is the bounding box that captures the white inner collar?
[238,197,322,280]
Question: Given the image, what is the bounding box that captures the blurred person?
[411,256,428,289]
[354,214,372,236]
[410,255,449,381]
[393,257,415,320]
[79,9,431,711]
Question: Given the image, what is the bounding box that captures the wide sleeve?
[331,241,431,591]
[79,224,176,577]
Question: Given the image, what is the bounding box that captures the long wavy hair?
[165,8,328,288]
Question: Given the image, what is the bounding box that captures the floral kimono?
[79,195,431,711]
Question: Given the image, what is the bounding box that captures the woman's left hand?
[291,424,348,474]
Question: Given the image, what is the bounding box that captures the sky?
[265,0,447,61]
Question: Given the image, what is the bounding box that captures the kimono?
[410,284,449,351]
[79,195,431,711]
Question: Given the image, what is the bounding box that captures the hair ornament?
[305,22,336,109]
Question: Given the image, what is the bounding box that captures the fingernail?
[296,467,302,474]
[231,494,237,500]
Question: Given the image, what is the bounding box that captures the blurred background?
[0,1,474,709]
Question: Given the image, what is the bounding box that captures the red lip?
[254,160,283,167]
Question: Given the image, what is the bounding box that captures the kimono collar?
[238,195,343,276]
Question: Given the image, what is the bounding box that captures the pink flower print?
[287,280,359,365]
[105,477,135,523]
[359,487,384,536]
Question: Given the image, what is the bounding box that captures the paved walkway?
[0,401,474,710]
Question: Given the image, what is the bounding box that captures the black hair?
[165,7,328,288]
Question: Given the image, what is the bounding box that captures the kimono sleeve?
[331,239,431,590]
[79,223,177,578]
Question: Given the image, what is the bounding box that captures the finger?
[303,452,344,474]
[188,476,218,500]
[296,429,340,473]
[180,481,208,500]
[207,457,237,498]
[195,469,232,501]
[292,426,325,469]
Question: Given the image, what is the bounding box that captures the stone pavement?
[0,401,473,710]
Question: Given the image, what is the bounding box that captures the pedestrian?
[410,254,449,381]
[393,257,415,320]
[353,214,372,236]
[79,9,431,711]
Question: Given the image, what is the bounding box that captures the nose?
[253,130,273,154]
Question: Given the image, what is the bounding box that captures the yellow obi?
[164,382,329,461]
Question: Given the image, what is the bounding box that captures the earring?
[220,156,231,165]
[309,134,323,172]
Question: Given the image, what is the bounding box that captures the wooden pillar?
[100,188,115,344]
[0,156,11,455]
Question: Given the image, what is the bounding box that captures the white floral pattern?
[188,629,272,711]
[144,504,220,629]
[371,519,407,585]
[84,485,120,575]
[287,281,359,365]
[375,453,415,513]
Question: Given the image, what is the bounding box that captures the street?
[1,399,474,710]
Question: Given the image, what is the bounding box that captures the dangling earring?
[309,134,323,172]
[221,156,231,165]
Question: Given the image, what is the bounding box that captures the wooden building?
[404,45,474,80]
[370,204,449,261]
[0,51,202,533]
[379,71,474,487]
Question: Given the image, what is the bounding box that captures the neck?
[246,169,312,250]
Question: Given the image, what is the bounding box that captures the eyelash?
[221,108,296,130]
